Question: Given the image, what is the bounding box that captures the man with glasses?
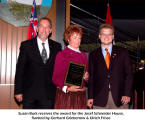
[87,24,133,109]
[14,17,62,109]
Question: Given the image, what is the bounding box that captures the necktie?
[41,43,47,64]
[105,48,110,69]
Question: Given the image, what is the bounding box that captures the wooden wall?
[0,19,27,109]
[0,0,58,109]
[65,0,70,28]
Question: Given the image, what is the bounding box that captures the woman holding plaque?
[52,24,89,109]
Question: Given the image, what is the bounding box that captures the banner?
[105,3,113,26]
[27,0,37,40]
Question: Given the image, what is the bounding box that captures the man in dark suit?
[14,17,62,109]
[87,24,133,109]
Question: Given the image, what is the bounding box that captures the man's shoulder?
[89,47,101,55]
[113,45,128,52]
[21,37,35,45]
[49,39,62,51]
[21,40,31,45]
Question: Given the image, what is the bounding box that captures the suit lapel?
[97,47,107,69]
[31,37,44,64]
[110,45,118,70]
[97,46,119,70]
[46,39,53,64]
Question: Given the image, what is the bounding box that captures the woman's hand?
[83,72,89,81]
[67,86,86,92]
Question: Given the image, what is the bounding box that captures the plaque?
[64,61,86,87]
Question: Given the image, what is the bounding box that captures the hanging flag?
[105,3,113,26]
[27,0,37,40]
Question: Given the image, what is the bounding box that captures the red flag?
[27,0,37,40]
[105,3,113,26]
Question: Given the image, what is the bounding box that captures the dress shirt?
[37,37,50,59]
[101,44,112,59]
[101,44,112,89]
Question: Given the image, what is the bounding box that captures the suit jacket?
[88,45,133,107]
[14,37,62,100]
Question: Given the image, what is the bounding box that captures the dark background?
[71,0,145,19]
[70,0,145,63]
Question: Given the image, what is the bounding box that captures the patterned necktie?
[41,43,47,64]
[105,48,110,69]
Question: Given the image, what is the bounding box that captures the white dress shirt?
[37,37,50,59]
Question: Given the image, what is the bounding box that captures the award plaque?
[64,61,86,87]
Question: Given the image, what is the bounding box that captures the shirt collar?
[101,44,112,55]
[67,45,81,53]
[37,37,48,44]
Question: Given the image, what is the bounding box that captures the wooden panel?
[47,0,56,41]
[0,86,10,108]
[66,0,70,28]
[17,27,23,58]
[0,19,28,108]
[0,19,2,84]
[10,85,22,109]
[6,23,12,84]
[51,0,56,41]
[22,27,28,42]
[11,25,17,85]
[1,20,7,84]
[0,85,21,109]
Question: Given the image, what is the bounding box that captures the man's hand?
[121,96,130,105]
[15,94,23,102]
[87,99,93,108]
